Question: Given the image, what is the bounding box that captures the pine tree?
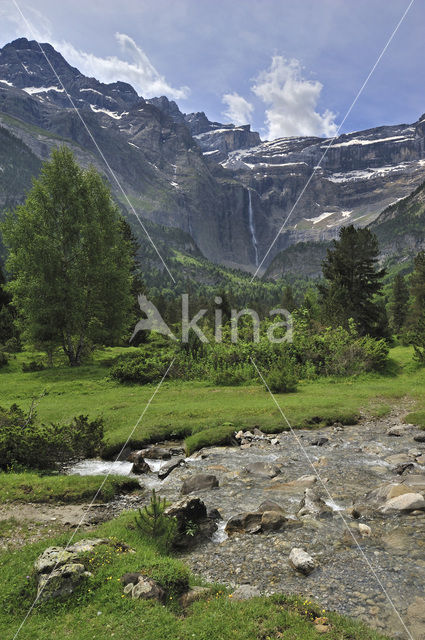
[134,489,177,550]
[282,285,296,312]
[0,263,16,345]
[1,147,133,365]
[409,251,425,324]
[319,225,387,336]
[389,273,409,333]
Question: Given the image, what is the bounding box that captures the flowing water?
[68,409,425,639]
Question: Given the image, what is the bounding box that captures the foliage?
[410,312,425,363]
[389,273,409,333]
[22,360,45,372]
[291,312,389,377]
[409,251,425,321]
[134,489,177,552]
[109,348,174,383]
[0,404,105,470]
[267,367,298,393]
[1,147,133,366]
[319,225,387,337]
[0,350,8,368]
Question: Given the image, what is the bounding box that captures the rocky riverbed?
[69,409,425,640]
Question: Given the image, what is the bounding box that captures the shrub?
[267,368,298,393]
[0,351,8,368]
[22,360,45,372]
[109,350,174,384]
[134,489,177,552]
[0,405,105,470]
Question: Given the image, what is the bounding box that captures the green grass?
[405,410,425,429]
[0,510,390,640]
[1,346,424,456]
[0,473,140,504]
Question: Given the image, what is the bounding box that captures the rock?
[164,496,207,526]
[413,433,425,443]
[120,572,142,586]
[145,447,171,460]
[261,511,288,531]
[385,453,411,466]
[315,624,330,633]
[181,474,219,494]
[67,539,108,554]
[231,585,261,600]
[235,430,244,440]
[417,455,425,465]
[207,507,222,520]
[123,583,134,594]
[37,563,90,601]
[244,462,281,478]
[387,426,410,436]
[358,523,372,537]
[270,438,279,445]
[225,512,262,535]
[127,450,145,463]
[253,428,266,437]
[34,547,75,574]
[387,485,416,499]
[158,458,185,480]
[406,597,425,640]
[258,500,285,514]
[131,576,165,602]
[380,492,425,514]
[131,458,151,474]
[297,488,333,519]
[180,586,210,607]
[310,437,329,446]
[289,548,316,575]
[34,539,108,574]
[395,463,415,475]
[164,496,217,548]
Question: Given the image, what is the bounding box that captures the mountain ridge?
[1,37,425,275]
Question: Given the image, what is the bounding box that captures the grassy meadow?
[0,346,424,458]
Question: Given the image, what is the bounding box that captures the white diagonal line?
[11,358,175,640]
[249,356,415,640]
[250,0,415,282]
[11,0,176,284]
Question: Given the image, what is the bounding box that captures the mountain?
[1,37,425,275]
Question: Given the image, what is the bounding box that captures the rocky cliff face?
[1,37,425,274]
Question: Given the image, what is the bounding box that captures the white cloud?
[58,33,189,100]
[252,56,338,139]
[0,6,188,100]
[221,92,253,125]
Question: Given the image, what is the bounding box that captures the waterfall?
[248,189,259,266]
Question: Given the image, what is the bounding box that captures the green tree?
[2,147,133,365]
[282,284,296,312]
[319,225,387,336]
[0,263,16,346]
[389,273,409,333]
[409,251,425,324]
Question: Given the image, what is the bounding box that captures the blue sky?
[1,0,423,139]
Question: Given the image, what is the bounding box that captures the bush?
[0,351,8,368]
[0,405,105,470]
[22,360,45,372]
[109,350,174,384]
[267,368,298,393]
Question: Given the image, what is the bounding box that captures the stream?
[68,408,425,639]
